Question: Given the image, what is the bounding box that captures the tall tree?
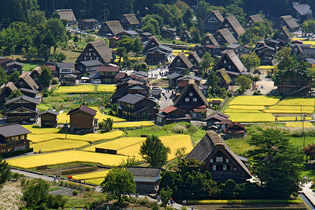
[38,67,52,89]
[101,168,136,203]
[201,52,214,73]
[8,71,21,83]
[248,129,305,198]
[0,158,11,187]
[0,67,8,86]
[140,135,170,167]
[240,53,260,71]
[183,8,194,29]
[46,18,66,53]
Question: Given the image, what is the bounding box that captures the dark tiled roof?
[20,88,39,94]
[122,14,140,25]
[280,15,299,30]
[17,72,39,90]
[39,110,59,116]
[249,14,264,23]
[0,124,31,138]
[168,72,183,80]
[5,95,40,105]
[118,93,145,104]
[127,167,161,177]
[90,39,113,64]
[97,65,120,72]
[104,20,124,35]
[225,16,245,37]
[6,61,24,67]
[186,130,251,178]
[80,60,103,67]
[68,106,97,116]
[173,81,208,107]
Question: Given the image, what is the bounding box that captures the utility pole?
[65,120,68,139]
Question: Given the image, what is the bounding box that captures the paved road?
[301,182,315,208]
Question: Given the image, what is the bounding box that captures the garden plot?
[7,151,131,169]
[31,139,90,152]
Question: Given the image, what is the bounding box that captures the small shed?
[39,110,59,128]
[68,106,97,133]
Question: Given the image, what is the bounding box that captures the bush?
[151,203,159,210]
[51,78,59,85]
[72,190,79,196]
[172,124,187,134]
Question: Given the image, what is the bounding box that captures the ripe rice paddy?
[285,122,313,128]
[31,139,90,152]
[228,96,279,106]
[55,84,116,94]
[113,121,155,128]
[72,170,109,180]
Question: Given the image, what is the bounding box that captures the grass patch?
[186,199,302,205]
[37,104,52,112]
[22,62,41,71]
[72,170,109,181]
[289,136,315,149]
[225,138,254,156]
[64,191,108,208]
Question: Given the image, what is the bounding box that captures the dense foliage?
[0,158,11,187]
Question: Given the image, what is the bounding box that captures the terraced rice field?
[285,122,313,128]
[113,121,155,128]
[228,105,265,110]
[277,116,312,122]
[277,98,315,106]
[228,96,279,106]
[86,178,104,185]
[96,85,116,93]
[6,151,130,169]
[55,85,116,94]
[22,125,60,134]
[31,139,90,152]
[227,113,275,123]
[72,170,109,180]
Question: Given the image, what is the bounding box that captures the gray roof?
[123,30,138,36]
[0,124,31,138]
[186,130,251,178]
[293,4,312,16]
[68,106,97,116]
[249,14,264,23]
[90,39,113,63]
[215,28,238,45]
[227,43,241,49]
[127,167,161,177]
[104,20,124,35]
[39,110,59,116]
[57,62,74,68]
[221,50,247,72]
[6,61,24,67]
[118,93,145,104]
[178,75,202,82]
[168,72,183,80]
[80,60,103,67]
[5,94,40,105]
[122,14,140,25]
[225,16,245,37]
[280,15,299,30]
[20,88,38,94]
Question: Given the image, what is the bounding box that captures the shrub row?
[59,180,95,192]
[61,166,97,175]
[1,148,33,158]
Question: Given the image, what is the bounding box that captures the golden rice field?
[264,110,314,114]
[113,121,155,128]
[291,37,306,41]
[229,96,280,106]
[72,170,109,180]
[31,139,90,152]
[86,178,104,185]
[277,98,315,106]
[28,130,124,143]
[207,98,224,102]
[268,105,314,111]
[228,105,265,110]
[55,84,116,94]
[83,137,145,152]
[96,85,117,93]
[227,113,275,123]
[7,151,131,169]
[258,65,276,70]
[22,125,60,134]
[224,109,261,113]
[277,116,312,122]
[286,122,313,128]
[303,40,315,46]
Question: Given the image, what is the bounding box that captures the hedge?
[185,200,302,205]
[61,166,98,175]
[1,148,33,158]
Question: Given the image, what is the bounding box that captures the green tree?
[38,67,52,89]
[8,71,21,83]
[190,27,201,43]
[133,38,143,55]
[0,158,11,187]
[46,18,66,53]
[240,53,260,71]
[275,47,291,62]
[8,89,22,99]
[248,129,305,198]
[99,118,113,133]
[226,4,246,26]
[302,20,315,34]
[117,35,135,53]
[183,8,194,29]
[160,187,173,209]
[201,52,214,73]
[140,135,170,167]
[101,168,136,203]
[235,75,252,91]
[0,67,8,86]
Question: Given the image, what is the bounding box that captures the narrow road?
[301,182,315,209]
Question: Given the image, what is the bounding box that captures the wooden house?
[68,106,97,133]
[121,14,140,30]
[79,19,98,30]
[186,130,252,183]
[117,30,139,39]
[156,106,191,126]
[0,124,31,155]
[213,50,247,82]
[161,27,176,40]
[205,112,230,129]
[76,39,113,67]
[145,45,173,65]
[56,9,77,25]
[5,95,40,123]
[216,68,232,88]
[187,51,201,67]
[76,60,104,74]
[214,28,238,46]
[201,34,220,47]
[29,66,42,83]
[292,44,315,60]
[0,82,17,103]
[292,2,312,24]
[254,42,277,65]
[57,62,80,78]
[247,14,264,27]
[180,30,192,42]
[168,72,183,88]
[168,53,193,75]
[39,110,59,128]
[4,61,23,75]
[173,80,208,120]
[219,16,245,39]
[114,72,128,83]
[279,15,299,32]
[226,44,250,57]
[224,122,246,138]
[177,75,202,90]
[143,36,161,54]
[15,72,39,91]
[127,167,161,194]
[20,88,38,98]
[98,20,124,37]
[118,93,157,120]
[278,26,292,44]
[97,64,120,83]
[140,32,153,42]
[202,10,224,33]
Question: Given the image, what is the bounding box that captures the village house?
[39,110,59,128]
[29,66,42,83]
[0,124,31,155]
[186,130,252,183]
[142,36,161,54]
[205,112,231,131]
[15,72,39,91]
[156,105,191,126]
[68,106,98,133]
[98,20,125,37]
[113,72,128,83]
[5,95,40,123]
[117,30,139,39]
[254,41,277,65]
[0,57,24,75]
[214,28,238,46]
[187,51,202,75]
[216,68,232,89]
[226,44,250,57]
[201,34,220,47]
[224,122,246,139]
[180,30,192,42]
[247,14,264,27]
[173,80,209,120]
[168,72,183,88]
[291,44,315,60]
[139,32,153,42]
[202,10,224,33]
[213,50,247,82]
[76,39,113,67]
[292,2,312,23]
[56,9,77,25]
[63,74,78,86]
[117,93,157,120]
[57,62,80,79]
[121,14,140,31]
[279,15,299,32]
[168,53,193,75]
[161,27,176,40]
[20,88,38,98]
[0,82,18,104]
[79,19,98,30]
[145,45,174,65]
[76,60,104,74]
[277,26,292,44]
[96,64,120,83]
[176,75,202,91]
[219,16,245,39]
[127,167,161,194]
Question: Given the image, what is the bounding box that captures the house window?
[93,53,96,56]
[228,65,231,69]
[210,158,213,163]
[185,98,190,102]
[89,48,92,51]
[206,41,209,44]
[213,165,216,171]
[96,57,99,60]
[189,92,193,96]
[225,24,228,27]
[226,158,229,163]
[223,165,227,171]
[84,57,86,60]
[234,167,237,171]
[193,98,197,102]
[223,60,226,64]
[13,67,17,71]
[177,59,180,63]
[216,157,223,162]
